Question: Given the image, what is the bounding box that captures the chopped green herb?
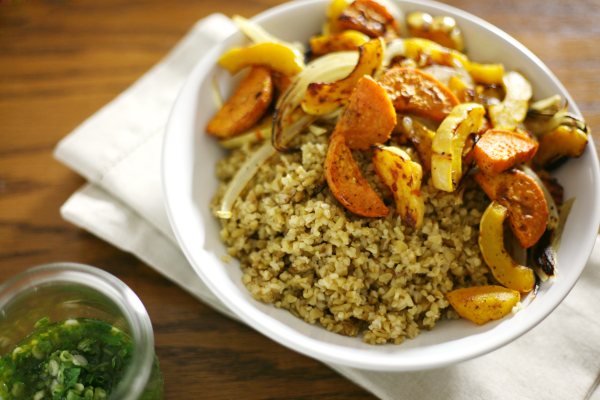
[34,317,50,328]
[0,319,155,400]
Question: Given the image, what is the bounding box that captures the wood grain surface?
[1,0,599,399]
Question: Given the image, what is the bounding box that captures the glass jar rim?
[0,262,155,400]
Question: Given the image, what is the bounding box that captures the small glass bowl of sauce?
[0,263,164,400]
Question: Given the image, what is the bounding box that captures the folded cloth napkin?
[55,14,600,400]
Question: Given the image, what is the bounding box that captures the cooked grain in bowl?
[211,132,491,345]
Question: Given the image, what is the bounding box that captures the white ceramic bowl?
[163,0,600,371]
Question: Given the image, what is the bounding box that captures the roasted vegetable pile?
[206,0,590,327]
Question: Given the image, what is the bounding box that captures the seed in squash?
[379,67,460,122]
[475,169,548,249]
[372,144,425,228]
[324,134,389,217]
[474,129,539,175]
[447,285,521,325]
[333,76,396,150]
[206,66,273,138]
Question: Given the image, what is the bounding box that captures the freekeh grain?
[211,131,491,345]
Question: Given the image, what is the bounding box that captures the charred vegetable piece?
[534,125,588,167]
[473,129,539,175]
[447,285,521,325]
[333,76,396,150]
[478,201,536,292]
[207,66,273,138]
[531,229,556,277]
[533,167,564,206]
[406,12,464,51]
[403,38,469,69]
[310,30,370,56]
[431,103,485,192]
[379,67,460,122]
[324,133,390,217]
[489,71,532,131]
[466,62,504,85]
[475,169,548,249]
[372,144,425,228]
[338,0,400,42]
[324,0,353,34]
[302,38,384,116]
[448,75,473,103]
[394,116,435,170]
[218,42,304,76]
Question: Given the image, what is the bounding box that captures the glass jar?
[0,262,164,400]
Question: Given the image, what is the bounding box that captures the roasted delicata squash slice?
[379,67,460,122]
[338,0,400,42]
[431,103,485,192]
[466,62,504,85]
[302,38,384,116]
[474,129,539,175]
[488,71,532,131]
[534,125,589,167]
[324,0,353,34]
[393,116,435,171]
[324,134,390,217]
[446,285,521,325]
[207,66,274,138]
[448,75,473,103]
[406,12,464,51]
[372,144,425,228]
[403,38,469,69]
[310,30,370,56]
[478,201,536,292]
[333,76,396,150]
[218,42,304,76]
[475,169,548,249]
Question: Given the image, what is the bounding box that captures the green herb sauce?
[0,318,157,400]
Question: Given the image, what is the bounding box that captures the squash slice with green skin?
[372,144,425,228]
[447,285,521,325]
[431,103,485,192]
[478,201,535,292]
[324,134,389,217]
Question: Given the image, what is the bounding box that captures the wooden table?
[1,0,598,398]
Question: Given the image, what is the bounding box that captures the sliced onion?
[525,96,568,137]
[383,39,405,67]
[215,141,276,219]
[232,15,305,55]
[273,51,359,152]
[422,65,474,88]
[372,0,408,37]
[218,124,272,149]
[211,76,223,110]
[520,165,559,231]
[529,94,562,113]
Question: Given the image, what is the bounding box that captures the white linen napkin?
[55,14,600,400]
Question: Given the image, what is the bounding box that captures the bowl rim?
[162,0,600,371]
